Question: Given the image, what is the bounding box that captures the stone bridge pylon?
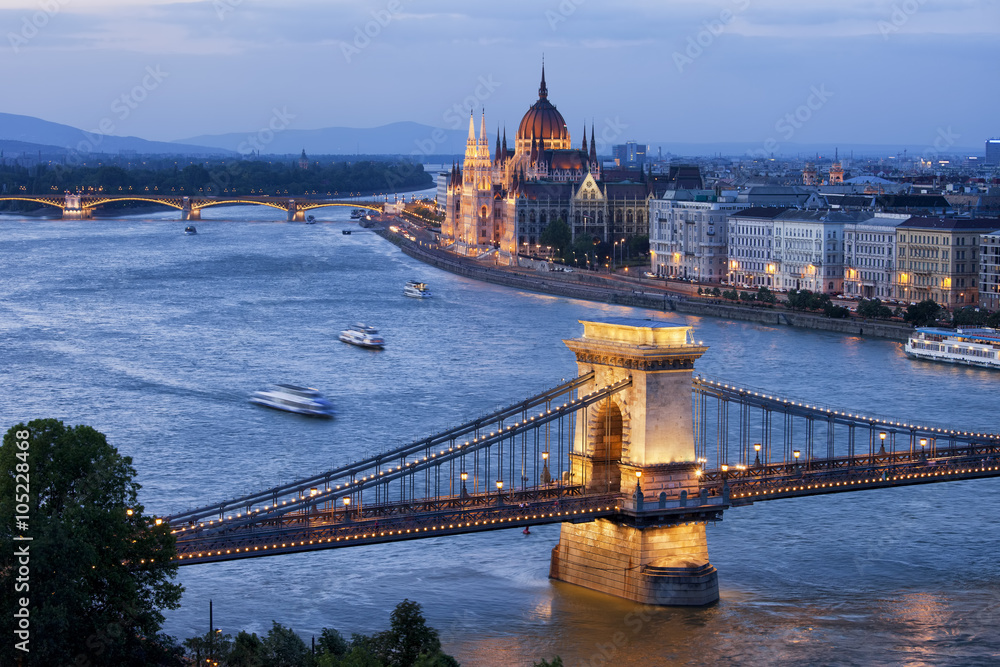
[550,318,719,606]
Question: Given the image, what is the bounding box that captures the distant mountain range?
[177,121,469,156]
[0,112,231,157]
[0,112,984,160]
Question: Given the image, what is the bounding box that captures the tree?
[184,629,233,665]
[534,658,565,667]
[229,630,266,667]
[261,621,308,667]
[904,299,943,327]
[756,286,777,304]
[627,234,649,258]
[317,627,350,660]
[823,301,850,318]
[379,599,447,667]
[857,298,893,320]
[540,217,572,258]
[1,420,183,666]
[952,306,990,327]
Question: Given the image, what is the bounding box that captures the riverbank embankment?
[375,228,913,342]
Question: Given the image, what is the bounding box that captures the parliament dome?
[516,66,570,153]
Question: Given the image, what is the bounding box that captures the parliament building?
[442,66,657,262]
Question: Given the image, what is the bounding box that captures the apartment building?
[649,190,749,282]
[894,217,1000,307]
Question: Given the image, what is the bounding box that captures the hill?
[0,112,231,156]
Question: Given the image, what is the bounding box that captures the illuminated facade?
[981,232,1000,310]
[650,191,748,281]
[894,218,1000,307]
[441,66,653,262]
[842,215,907,300]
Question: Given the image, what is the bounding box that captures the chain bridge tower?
[549,318,719,606]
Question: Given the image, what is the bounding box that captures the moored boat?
[904,327,1000,370]
[184,225,197,235]
[338,323,385,349]
[249,384,335,418]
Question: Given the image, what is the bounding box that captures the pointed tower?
[582,125,587,152]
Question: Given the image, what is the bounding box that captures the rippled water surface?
[2,205,998,666]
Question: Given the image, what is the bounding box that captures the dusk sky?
[3,0,998,150]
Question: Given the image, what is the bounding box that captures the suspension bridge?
[0,192,383,221]
[161,318,1000,606]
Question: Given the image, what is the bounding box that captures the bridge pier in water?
[62,193,92,219]
[287,200,305,221]
[181,197,200,220]
[550,319,719,606]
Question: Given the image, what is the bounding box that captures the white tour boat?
[338,323,385,349]
[904,327,1000,370]
[403,280,432,299]
[249,384,335,418]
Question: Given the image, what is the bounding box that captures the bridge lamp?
[919,438,928,460]
[879,431,887,455]
[753,443,762,467]
[342,497,351,507]
[496,480,504,491]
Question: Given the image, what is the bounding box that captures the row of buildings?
[650,191,1000,310]
[438,67,1000,311]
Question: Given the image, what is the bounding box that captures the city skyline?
[2,1,999,151]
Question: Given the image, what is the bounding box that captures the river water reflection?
[1,205,997,665]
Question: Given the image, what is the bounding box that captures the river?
[1,203,998,666]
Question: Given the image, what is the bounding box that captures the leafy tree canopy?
[0,420,183,666]
[904,299,943,327]
[540,218,572,257]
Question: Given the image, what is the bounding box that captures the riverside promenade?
[375,224,913,342]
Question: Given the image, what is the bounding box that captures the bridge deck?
[164,374,1000,567]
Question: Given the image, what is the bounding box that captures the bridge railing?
[169,374,632,541]
[692,375,999,473]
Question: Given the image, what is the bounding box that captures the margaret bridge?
[156,319,1000,606]
[0,192,384,221]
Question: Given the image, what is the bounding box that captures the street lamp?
[460,471,469,497]
[541,451,551,484]
[496,479,504,504]
[793,449,801,468]
[878,431,887,455]
[919,437,928,461]
[753,443,762,467]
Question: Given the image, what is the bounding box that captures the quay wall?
[374,229,913,342]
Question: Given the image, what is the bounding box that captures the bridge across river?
[162,319,999,606]
[0,193,384,220]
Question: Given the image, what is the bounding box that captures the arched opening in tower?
[589,400,623,492]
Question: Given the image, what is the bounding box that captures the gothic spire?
[589,122,597,163]
[538,59,548,100]
[502,127,508,157]
[581,125,587,151]
[467,111,476,143]
[495,127,501,164]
